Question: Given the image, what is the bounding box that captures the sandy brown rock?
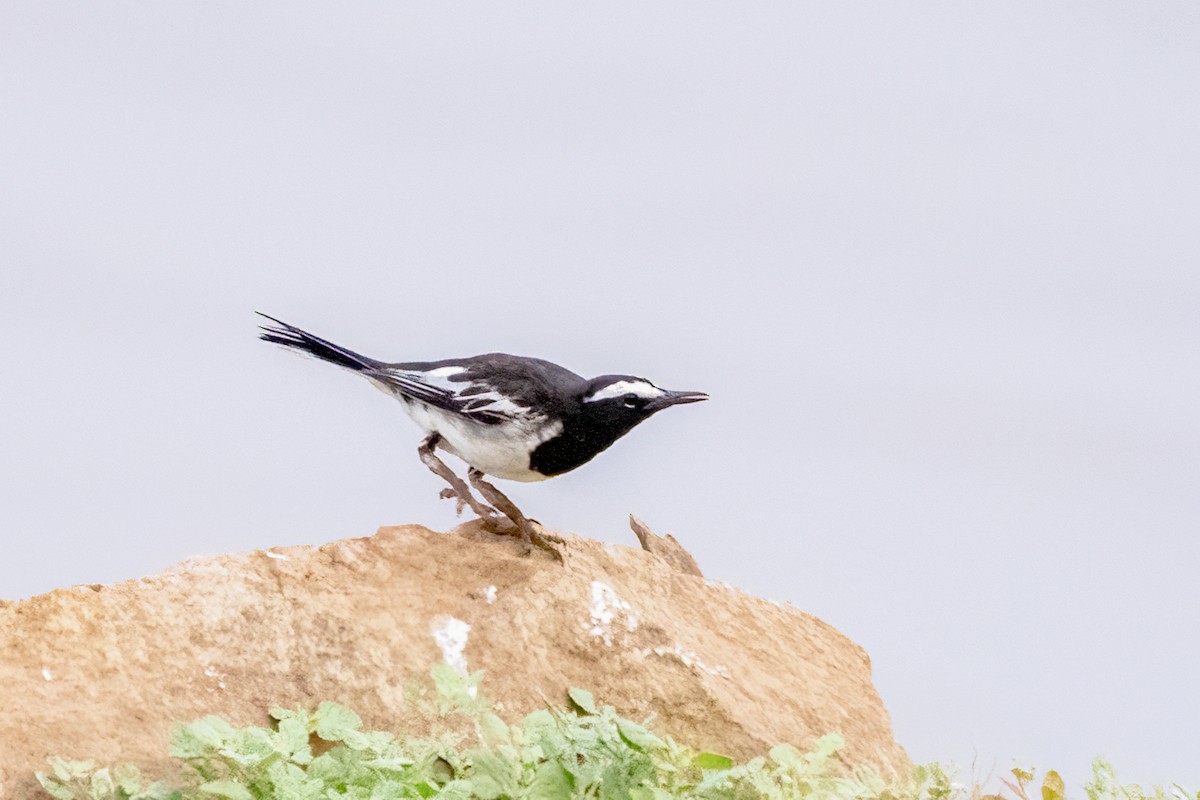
[0,523,907,797]
[629,515,704,577]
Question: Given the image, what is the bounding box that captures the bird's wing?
[377,354,585,427]
[369,364,530,426]
[364,365,492,420]
[371,367,461,410]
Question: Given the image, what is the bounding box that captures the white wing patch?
[375,365,537,424]
[419,366,467,387]
[453,389,532,418]
[584,379,665,404]
[386,365,467,394]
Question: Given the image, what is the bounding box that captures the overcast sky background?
[2,1,1198,790]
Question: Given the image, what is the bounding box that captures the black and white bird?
[258,313,707,553]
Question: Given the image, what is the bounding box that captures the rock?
[629,514,704,577]
[0,523,908,797]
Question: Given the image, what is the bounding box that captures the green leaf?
[428,663,489,714]
[313,701,362,741]
[342,728,393,753]
[521,710,559,743]
[112,763,142,794]
[366,756,415,771]
[275,716,312,762]
[269,706,313,732]
[811,733,845,757]
[87,768,115,800]
[567,688,598,715]
[529,761,574,800]
[198,781,253,800]
[142,784,185,800]
[693,752,735,770]
[49,757,97,783]
[468,751,516,800]
[615,719,665,753]
[1043,770,1066,800]
[478,712,512,747]
[171,717,236,758]
[34,772,75,800]
[631,788,672,800]
[369,781,412,800]
[265,760,315,798]
[769,743,803,769]
[227,727,276,765]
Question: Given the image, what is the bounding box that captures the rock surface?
[0,523,908,797]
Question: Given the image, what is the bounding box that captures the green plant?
[35,666,1193,800]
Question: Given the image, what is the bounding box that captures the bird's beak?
[647,389,709,411]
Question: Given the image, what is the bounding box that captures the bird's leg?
[467,468,564,557]
[417,434,502,523]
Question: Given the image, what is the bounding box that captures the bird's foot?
[438,487,469,516]
[473,514,559,559]
[526,519,564,545]
[468,469,564,562]
[518,518,565,557]
[432,482,499,522]
[439,487,514,530]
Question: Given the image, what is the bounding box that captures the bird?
[257,313,707,555]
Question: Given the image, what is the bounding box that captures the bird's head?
[579,375,708,436]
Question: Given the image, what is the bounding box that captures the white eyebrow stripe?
[584,380,666,403]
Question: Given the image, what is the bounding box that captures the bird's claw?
[478,513,564,562]
[438,487,468,516]
[525,528,565,561]
[527,519,565,545]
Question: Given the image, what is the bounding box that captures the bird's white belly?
[401,400,560,482]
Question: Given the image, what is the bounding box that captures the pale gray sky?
[2,0,1198,790]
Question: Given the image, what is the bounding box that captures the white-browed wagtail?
[259,313,707,554]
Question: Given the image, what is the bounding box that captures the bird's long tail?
[257,313,382,372]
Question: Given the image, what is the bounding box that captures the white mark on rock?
[586,581,639,647]
[42,667,53,681]
[203,665,228,690]
[431,615,472,676]
[265,550,288,560]
[652,644,730,679]
[484,586,497,604]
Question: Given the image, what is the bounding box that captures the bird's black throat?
[528,404,654,477]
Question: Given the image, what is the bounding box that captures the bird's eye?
[623,394,640,408]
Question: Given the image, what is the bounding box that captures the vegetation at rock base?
[37,666,1194,800]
